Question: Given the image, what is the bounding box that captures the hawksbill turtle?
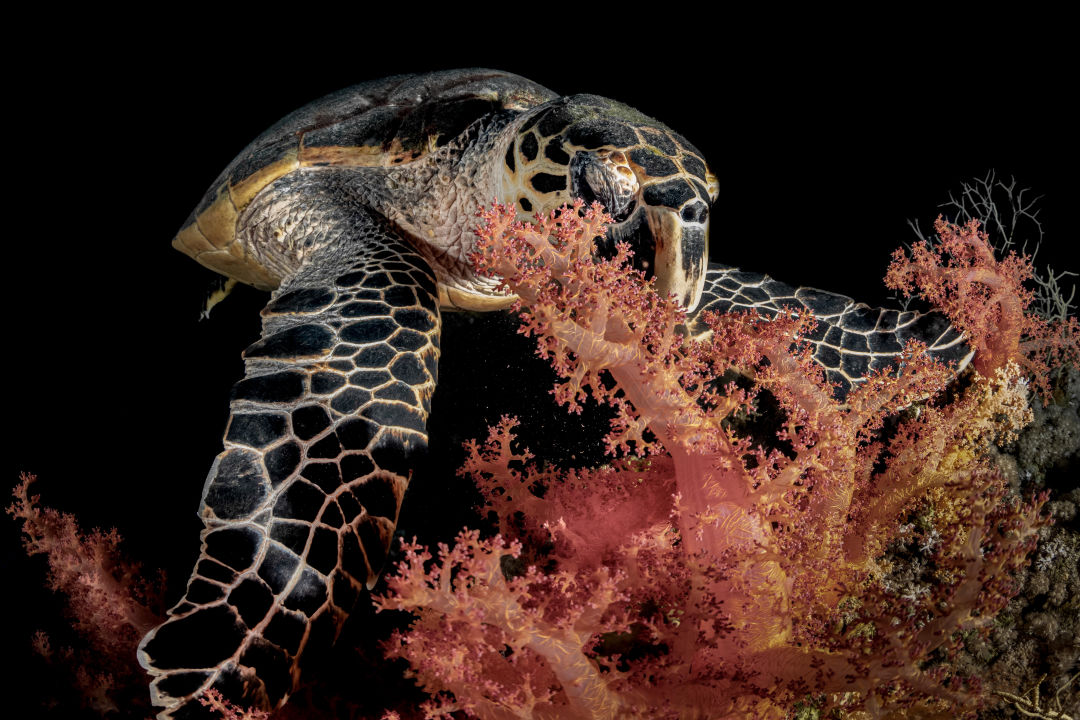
[137,68,970,717]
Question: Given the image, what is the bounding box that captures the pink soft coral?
[885,216,1080,398]
[375,201,1060,719]
[8,473,165,713]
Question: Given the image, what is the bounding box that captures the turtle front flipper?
[139,207,440,718]
[686,263,974,399]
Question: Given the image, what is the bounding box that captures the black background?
[5,18,1075,716]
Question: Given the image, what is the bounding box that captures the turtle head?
[497,94,718,310]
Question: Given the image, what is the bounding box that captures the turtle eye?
[570,153,636,222]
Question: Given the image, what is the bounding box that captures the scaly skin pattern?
[689,265,972,397]
[139,189,439,716]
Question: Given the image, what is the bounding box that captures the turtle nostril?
[680,201,708,224]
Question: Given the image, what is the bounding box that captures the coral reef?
[376,201,1078,718]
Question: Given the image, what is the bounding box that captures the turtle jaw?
[645,205,709,312]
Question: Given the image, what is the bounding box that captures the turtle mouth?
[643,205,708,311]
[594,204,708,311]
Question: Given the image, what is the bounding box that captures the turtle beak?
[645,205,709,312]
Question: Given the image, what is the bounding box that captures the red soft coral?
[376,201,1058,719]
[886,216,1080,397]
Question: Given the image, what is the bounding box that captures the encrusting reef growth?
[8,192,1080,719]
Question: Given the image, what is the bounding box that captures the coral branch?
[375,201,1064,719]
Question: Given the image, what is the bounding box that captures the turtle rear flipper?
[139,205,440,718]
[687,263,973,398]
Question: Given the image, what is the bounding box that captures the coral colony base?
[10,200,1080,719]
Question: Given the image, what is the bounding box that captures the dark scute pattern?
[537,105,572,136]
[283,569,328,617]
[264,610,306,657]
[341,453,376,481]
[339,300,391,317]
[308,528,340,576]
[291,405,332,440]
[530,172,567,193]
[640,128,678,155]
[504,142,515,171]
[142,605,246,670]
[265,441,301,487]
[392,307,436,332]
[311,371,347,394]
[205,526,262,572]
[341,318,398,343]
[227,413,287,448]
[544,139,570,165]
[320,502,344,528]
[265,288,336,315]
[273,480,326,521]
[798,289,851,316]
[643,179,695,209]
[567,119,637,149]
[338,491,363,521]
[353,344,397,368]
[841,332,870,353]
[352,474,399,520]
[824,326,843,347]
[519,197,532,211]
[369,434,424,477]
[186,578,226,604]
[229,578,275,629]
[389,329,427,351]
[389,354,427,385]
[739,285,769,303]
[335,270,368,287]
[629,148,678,177]
[804,322,829,342]
[348,369,392,388]
[196,559,237,584]
[338,418,378,451]
[361,272,393,289]
[383,285,417,306]
[271,521,311,555]
[842,353,872,378]
[362,401,427,433]
[868,331,903,353]
[520,133,538,161]
[245,324,334,359]
[816,346,841,369]
[308,433,342,459]
[238,639,292,706]
[258,543,300,595]
[680,154,707,181]
[879,309,900,330]
[375,382,417,404]
[205,449,268,520]
[841,307,877,332]
[301,462,343,493]
[330,387,370,414]
[232,371,304,403]
[763,278,797,297]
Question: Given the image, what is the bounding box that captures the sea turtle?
[138,69,970,718]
